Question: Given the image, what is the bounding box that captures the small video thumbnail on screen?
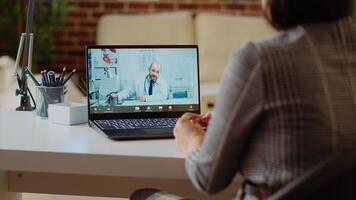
[88,48,199,107]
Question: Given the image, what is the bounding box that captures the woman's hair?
[264,0,354,30]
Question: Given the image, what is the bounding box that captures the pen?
[40,71,45,86]
[48,71,56,87]
[25,67,40,86]
[59,67,66,85]
[41,71,47,86]
[55,76,60,86]
[43,70,51,87]
[62,69,76,86]
[45,71,50,87]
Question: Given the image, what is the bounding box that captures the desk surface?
[0,109,186,179]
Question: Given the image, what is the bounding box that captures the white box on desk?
[48,102,87,125]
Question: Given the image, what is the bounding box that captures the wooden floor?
[23,193,127,200]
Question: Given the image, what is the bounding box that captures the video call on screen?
[88,48,199,114]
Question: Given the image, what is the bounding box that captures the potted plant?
[0,0,70,72]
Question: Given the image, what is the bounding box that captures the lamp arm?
[15,0,36,111]
[20,0,36,95]
[13,34,25,76]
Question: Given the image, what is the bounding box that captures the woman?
[132,0,356,199]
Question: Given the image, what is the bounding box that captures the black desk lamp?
[14,0,36,111]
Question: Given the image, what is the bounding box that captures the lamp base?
[16,95,35,111]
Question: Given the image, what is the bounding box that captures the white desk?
[0,109,238,200]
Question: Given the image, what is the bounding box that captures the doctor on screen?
[111,62,168,102]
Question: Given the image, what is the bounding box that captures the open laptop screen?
[87,46,199,114]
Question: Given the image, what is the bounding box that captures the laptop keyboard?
[95,118,178,130]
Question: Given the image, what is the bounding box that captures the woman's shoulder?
[234,26,307,65]
[254,26,306,50]
[233,27,304,55]
[227,26,310,78]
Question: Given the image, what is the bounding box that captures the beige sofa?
[97,12,275,112]
[97,12,275,83]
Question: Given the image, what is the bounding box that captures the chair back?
[268,152,356,200]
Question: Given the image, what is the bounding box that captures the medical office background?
[89,48,199,105]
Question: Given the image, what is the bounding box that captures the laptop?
[86,45,200,140]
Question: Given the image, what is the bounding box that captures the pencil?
[59,67,66,85]
[62,69,76,86]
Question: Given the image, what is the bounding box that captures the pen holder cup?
[35,86,65,118]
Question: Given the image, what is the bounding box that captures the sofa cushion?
[97,12,195,45]
[96,12,276,83]
[196,13,275,82]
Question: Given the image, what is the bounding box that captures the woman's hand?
[174,113,208,156]
[197,112,211,131]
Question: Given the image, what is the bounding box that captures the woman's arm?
[184,42,264,194]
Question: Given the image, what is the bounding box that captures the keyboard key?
[95,118,178,130]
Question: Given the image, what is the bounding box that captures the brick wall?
[52,0,262,76]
